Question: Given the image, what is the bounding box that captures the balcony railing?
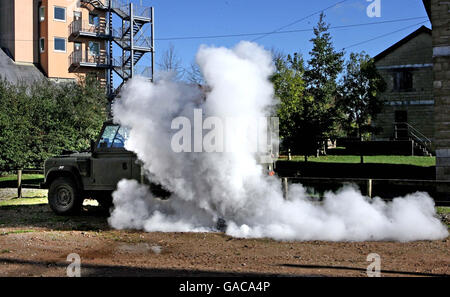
[135,66,152,78]
[69,20,110,38]
[135,35,152,49]
[80,0,110,10]
[69,52,110,68]
[111,0,152,19]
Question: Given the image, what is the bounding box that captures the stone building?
[373,26,434,151]
[423,0,450,181]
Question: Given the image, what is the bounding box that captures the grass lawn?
[0,174,43,182]
[437,207,450,215]
[0,197,48,207]
[0,174,44,188]
[279,155,436,167]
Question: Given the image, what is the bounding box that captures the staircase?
[108,0,154,102]
[80,0,109,10]
[394,122,434,156]
[78,0,154,103]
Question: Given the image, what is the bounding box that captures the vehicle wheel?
[48,177,82,215]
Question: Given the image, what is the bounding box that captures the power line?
[154,17,429,41]
[251,0,350,41]
[3,18,431,47]
[343,20,430,50]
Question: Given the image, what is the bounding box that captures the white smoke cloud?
[109,41,448,242]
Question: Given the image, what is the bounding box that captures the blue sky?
[126,0,430,74]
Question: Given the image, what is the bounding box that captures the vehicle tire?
[48,177,82,215]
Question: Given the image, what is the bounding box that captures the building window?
[39,38,45,53]
[88,41,100,56]
[39,7,45,22]
[393,71,413,91]
[54,7,66,21]
[89,13,99,26]
[54,37,66,52]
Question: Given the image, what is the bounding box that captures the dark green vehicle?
[42,120,278,216]
[42,120,149,215]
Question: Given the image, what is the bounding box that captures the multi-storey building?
[0,0,109,84]
[0,0,154,97]
[373,26,434,155]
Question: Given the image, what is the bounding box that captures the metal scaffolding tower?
[77,0,155,102]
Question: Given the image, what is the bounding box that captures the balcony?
[68,52,111,72]
[69,20,111,41]
[80,0,110,11]
[111,0,153,21]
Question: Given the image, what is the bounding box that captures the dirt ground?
[0,189,449,277]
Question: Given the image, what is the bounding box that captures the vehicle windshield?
[97,125,130,149]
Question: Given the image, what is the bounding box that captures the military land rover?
[42,120,278,215]
[42,120,149,215]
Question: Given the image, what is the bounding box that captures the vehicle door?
[91,124,134,190]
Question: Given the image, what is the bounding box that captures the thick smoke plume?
[110,41,448,242]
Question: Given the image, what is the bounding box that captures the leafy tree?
[0,75,107,173]
[338,52,386,140]
[337,52,386,163]
[302,12,344,156]
[271,52,306,153]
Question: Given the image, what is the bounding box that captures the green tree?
[271,52,306,153]
[0,75,107,173]
[303,12,344,157]
[338,52,386,139]
[337,52,386,163]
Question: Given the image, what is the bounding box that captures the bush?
[0,76,107,173]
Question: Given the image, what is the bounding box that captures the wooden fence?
[15,168,44,198]
[281,177,450,206]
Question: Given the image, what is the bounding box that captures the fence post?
[367,179,373,199]
[17,169,22,199]
[282,177,289,199]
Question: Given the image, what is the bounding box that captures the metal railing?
[69,20,109,37]
[111,0,152,19]
[394,122,432,152]
[111,0,130,15]
[69,52,110,67]
[111,57,151,79]
[112,28,151,50]
[134,5,152,19]
[81,0,110,10]
[135,35,152,49]
[135,65,152,78]
[111,57,131,79]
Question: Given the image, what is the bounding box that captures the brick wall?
[374,30,433,140]
[432,0,450,180]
